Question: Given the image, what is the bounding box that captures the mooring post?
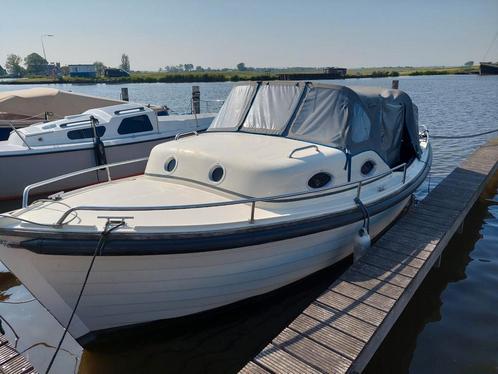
[121,87,129,101]
[392,80,399,89]
[192,85,200,114]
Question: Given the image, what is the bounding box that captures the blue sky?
[1,0,497,71]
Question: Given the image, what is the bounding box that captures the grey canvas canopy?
[208,81,421,166]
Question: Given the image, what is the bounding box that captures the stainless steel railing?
[21,159,408,226]
[22,157,149,208]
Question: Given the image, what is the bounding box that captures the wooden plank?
[254,343,320,374]
[303,302,376,343]
[330,281,396,312]
[341,272,405,299]
[371,240,435,260]
[359,254,419,278]
[273,328,351,374]
[317,291,386,326]
[238,361,271,374]
[396,215,449,236]
[350,261,412,288]
[289,314,364,360]
[368,248,425,269]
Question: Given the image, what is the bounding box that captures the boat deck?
[239,137,498,373]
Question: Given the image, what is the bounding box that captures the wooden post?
[192,85,200,114]
[120,87,129,101]
[392,80,399,89]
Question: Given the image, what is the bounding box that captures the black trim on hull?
[12,148,431,256]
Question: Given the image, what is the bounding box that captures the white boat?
[0,82,431,345]
[0,103,214,200]
[0,88,126,140]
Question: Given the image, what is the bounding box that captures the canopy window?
[287,86,354,149]
[241,83,304,135]
[209,84,257,131]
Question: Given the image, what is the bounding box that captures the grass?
[2,66,479,85]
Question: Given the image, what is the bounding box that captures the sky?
[1,0,497,71]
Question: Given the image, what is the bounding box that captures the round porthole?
[164,157,177,173]
[361,160,375,176]
[209,165,225,183]
[308,172,332,189]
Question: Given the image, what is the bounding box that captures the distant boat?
[479,62,498,75]
[0,103,214,200]
[0,88,125,140]
[0,88,173,140]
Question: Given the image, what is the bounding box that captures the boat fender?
[90,115,107,166]
[353,227,371,262]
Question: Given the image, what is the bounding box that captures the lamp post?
[40,34,54,62]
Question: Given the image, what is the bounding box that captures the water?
[1,75,497,373]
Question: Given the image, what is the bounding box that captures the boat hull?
[0,197,408,344]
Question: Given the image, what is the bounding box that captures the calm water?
[0,75,497,373]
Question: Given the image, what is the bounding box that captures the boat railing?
[22,157,149,208]
[21,159,408,226]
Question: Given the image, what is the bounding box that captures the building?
[68,64,97,78]
[105,68,130,78]
[278,67,348,80]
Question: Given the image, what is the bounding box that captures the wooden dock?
[0,333,36,374]
[240,138,498,374]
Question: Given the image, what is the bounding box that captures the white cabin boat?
[0,88,126,140]
[0,103,214,200]
[0,82,431,345]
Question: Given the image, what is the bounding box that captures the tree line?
[0,53,131,77]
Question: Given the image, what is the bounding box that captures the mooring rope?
[45,220,124,374]
[430,128,498,139]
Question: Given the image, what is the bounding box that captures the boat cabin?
[5,104,159,148]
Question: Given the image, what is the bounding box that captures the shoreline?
[0,69,479,85]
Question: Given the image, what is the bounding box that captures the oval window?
[361,160,375,176]
[308,172,332,189]
[209,166,224,182]
[164,157,177,173]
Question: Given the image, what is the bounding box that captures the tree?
[184,64,194,72]
[0,65,6,77]
[24,52,48,75]
[195,65,204,72]
[5,54,24,77]
[120,53,130,72]
[60,65,70,76]
[93,61,106,77]
[464,61,474,67]
[237,62,246,71]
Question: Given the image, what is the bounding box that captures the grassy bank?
[1,66,479,85]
